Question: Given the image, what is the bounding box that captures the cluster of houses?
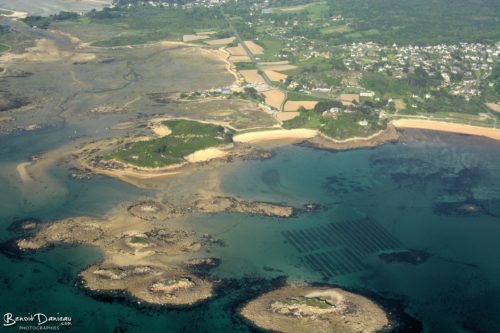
[119,0,228,9]
[340,42,499,99]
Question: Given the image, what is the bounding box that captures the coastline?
[303,125,399,151]
[76,118,500,186]
[392,119,500,141]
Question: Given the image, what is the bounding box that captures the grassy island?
[111,119,233,168]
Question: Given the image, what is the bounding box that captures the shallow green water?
[1,128,499,332]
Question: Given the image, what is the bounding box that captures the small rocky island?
[240,285,390,333]
[13,194,309,307]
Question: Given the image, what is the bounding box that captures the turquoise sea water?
[1,128,499,332]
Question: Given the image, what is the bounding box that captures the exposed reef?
[13,193,315,306]
[240,284,390,333]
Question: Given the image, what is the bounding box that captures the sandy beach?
[233,129,318,144]
[392,119,500,141]
[149,120,172,137]
[185,147,229,163]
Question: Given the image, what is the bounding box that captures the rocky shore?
[301,124,399,151]
[240,284,390,333]
[13,192,313,306]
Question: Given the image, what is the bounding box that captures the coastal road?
[220,7,288,113]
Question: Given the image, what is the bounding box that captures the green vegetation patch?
[111,119,233,168]
[283,106,385,140]
[283,297,332,309]
[130,236,149,244]
[253,37,286,61]
[25,5,228,46]
[235,62,257,70]
[286,90,327,102]
[320,25,351,35]
[0,43,9,53]
[328,0,500,44]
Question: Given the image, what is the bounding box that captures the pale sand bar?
[233,129,317,144]
[392,119,500,140]
[16,162,32,182]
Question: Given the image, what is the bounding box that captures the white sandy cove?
[185,147,228,163]
[392,119,500,141]
[233,129,318,143]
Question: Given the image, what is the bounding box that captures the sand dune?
[392,119,500,140]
